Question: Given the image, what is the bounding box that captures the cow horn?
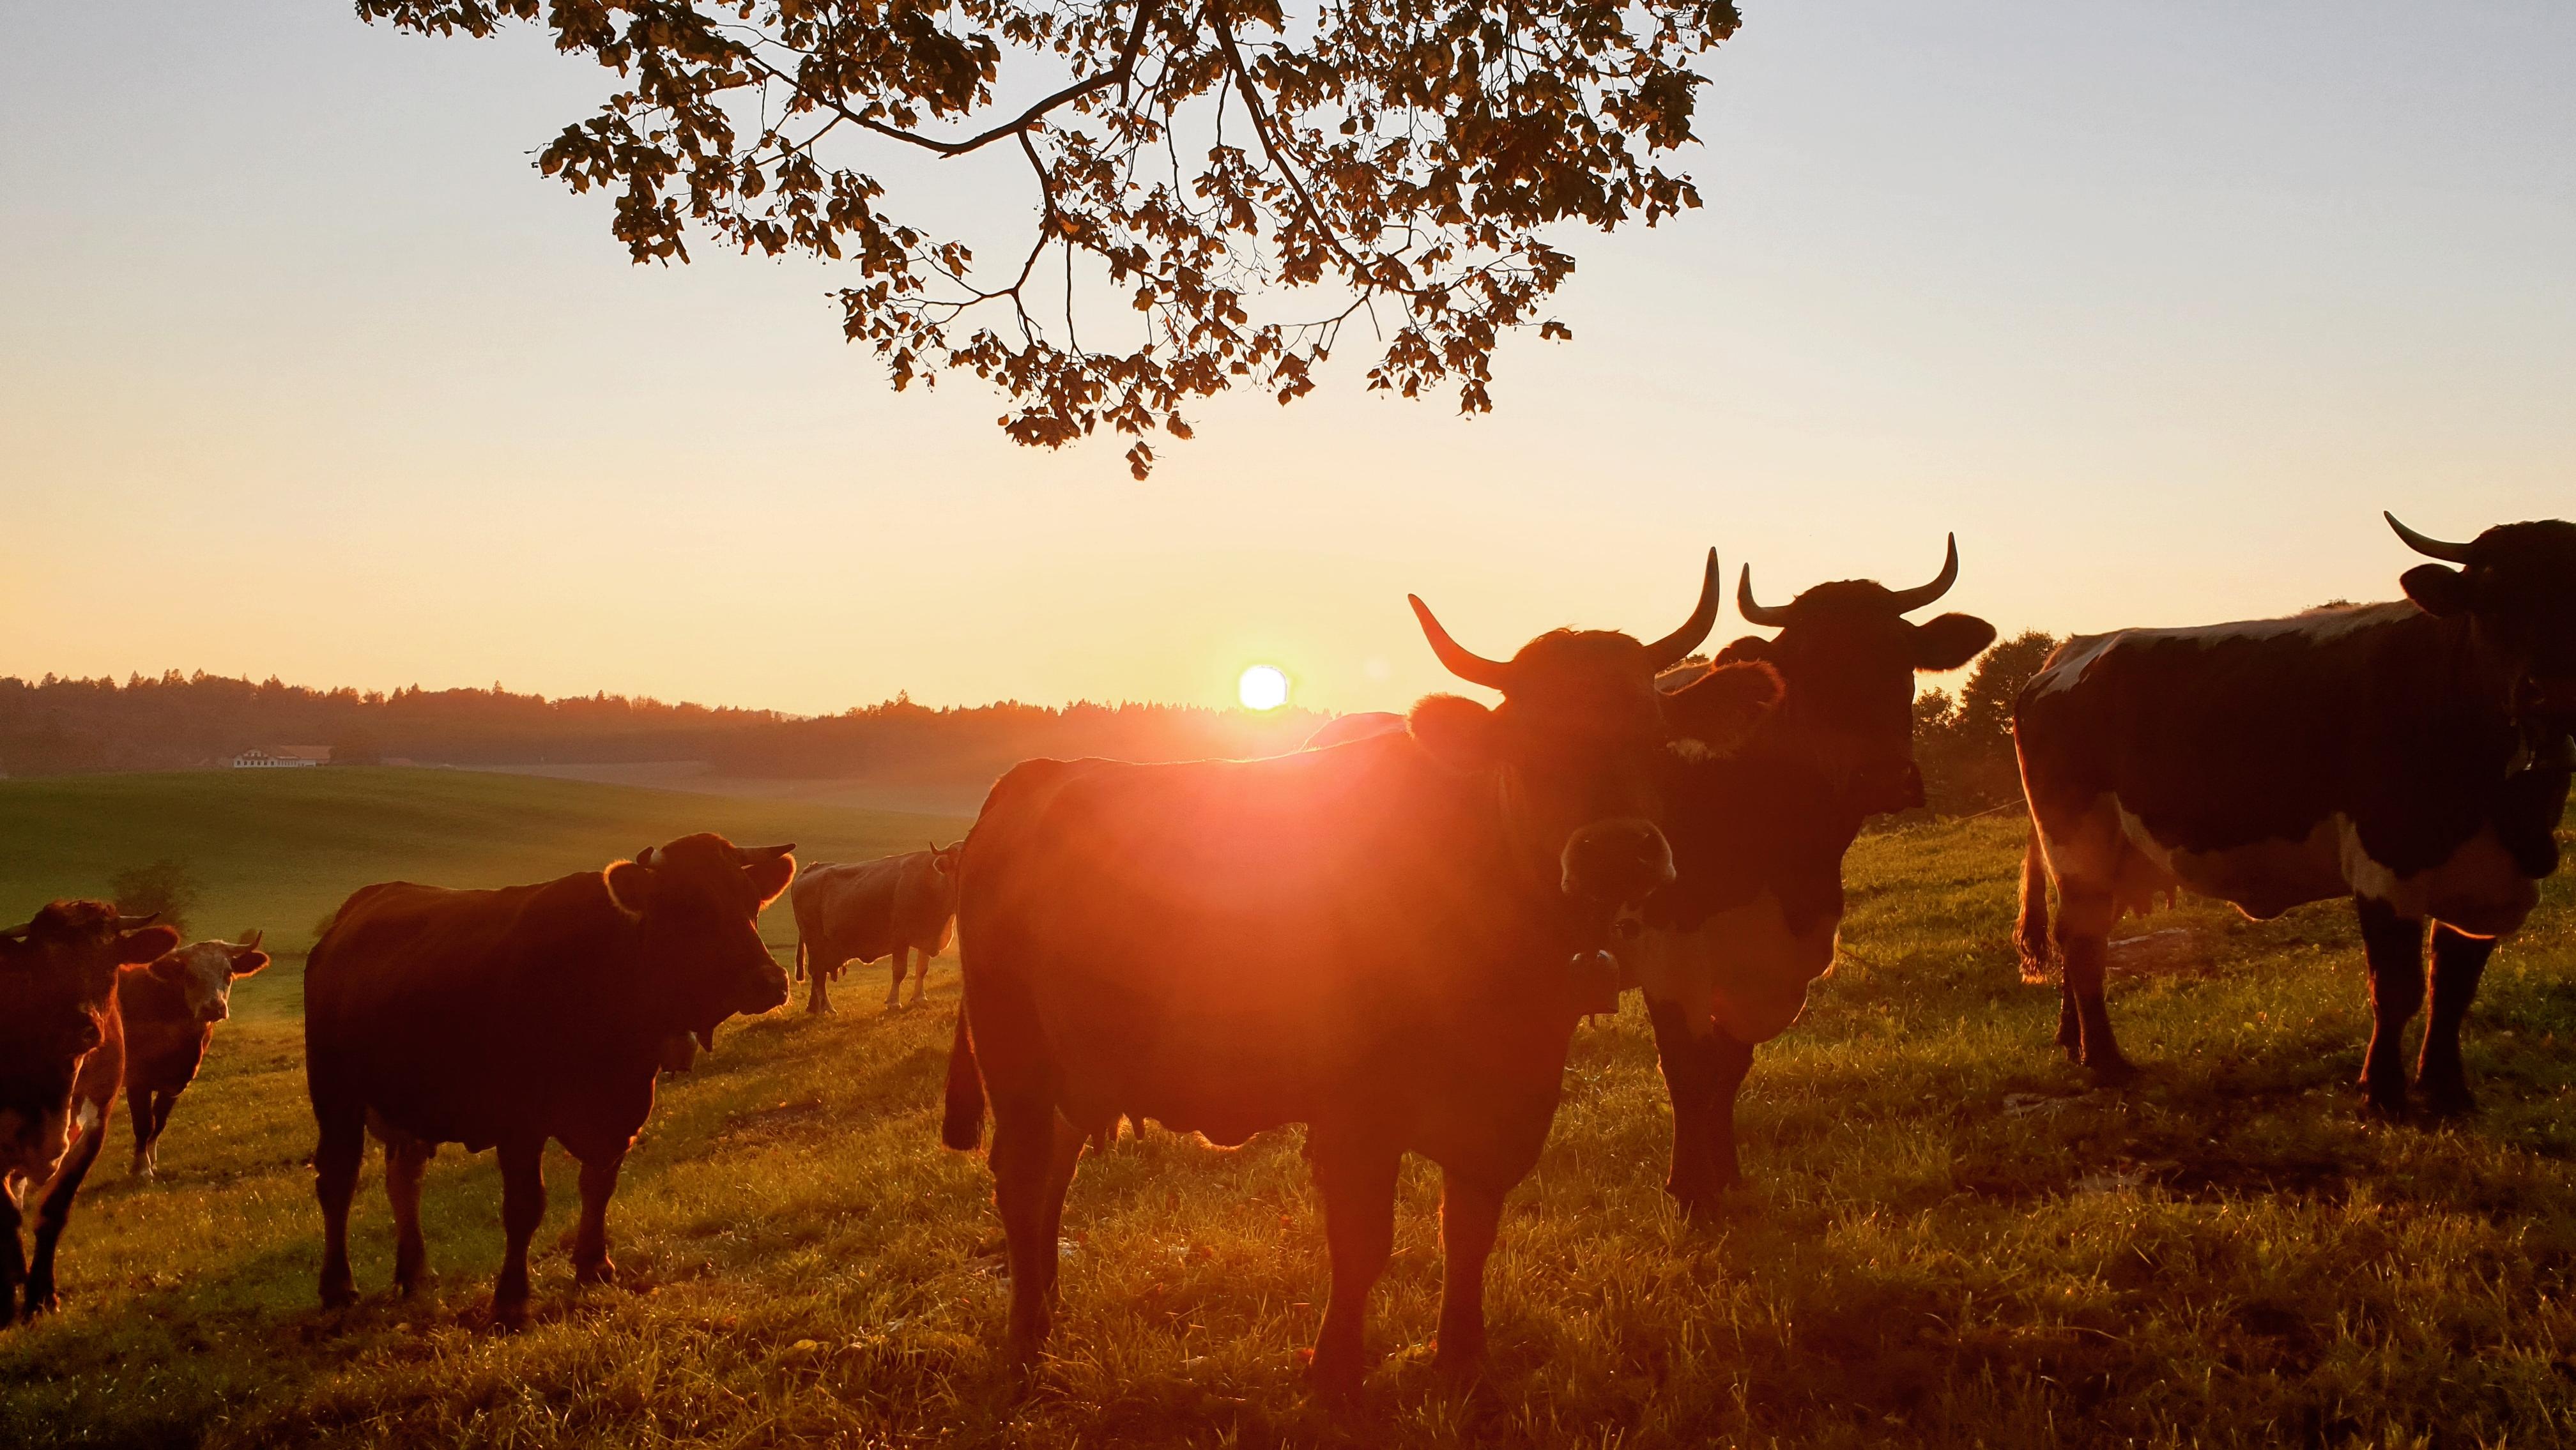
[2386,512,2473,563]
[1409,595,1515,691]
[636,846,661,869]
[115,912,160,929]
[238,929,264,950]
[1641,548,1724,671]
[740,843,793,859]
[1884,534,1960,614]
[1736,564,1793,629]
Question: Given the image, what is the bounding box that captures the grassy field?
[3,772,2573,1447]
[0,767,971,1021]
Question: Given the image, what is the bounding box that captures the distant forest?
[0,640,2056,816]
[0,672,1328,788]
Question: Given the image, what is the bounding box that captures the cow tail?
[940,1007,985,1152]
[2015,829,2054,986]
[793,938,806,982]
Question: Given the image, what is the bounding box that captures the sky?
[3,2,2570,716]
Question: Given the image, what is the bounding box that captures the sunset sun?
[1237,664,1290,712]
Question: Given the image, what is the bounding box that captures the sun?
[1238,664,1291,712]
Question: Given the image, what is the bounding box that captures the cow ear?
[229,947,272,979]
[1407,693,1503,773]
[1667,660,1784,758]
[604,860,657,918]
[1912,613,1998,672]
[119,925,182,964]
[1712,634,1772,666]
[2402,563,2474,618]
[742,851,796,908]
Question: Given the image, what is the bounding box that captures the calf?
[0,901,180,1322]
[2016,514,2576,1112]
[790,844,962,1012]
[119,931,270,1179]
[305,834,793,1323]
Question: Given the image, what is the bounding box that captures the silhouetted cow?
[790,844,962,1013]
[305,834,794,1323]
[118,931,270,1179]
[1630,538,1995,1216]
[943,554,1785,1394]
[0,901,179,1323]
[2016,514,2575,1113]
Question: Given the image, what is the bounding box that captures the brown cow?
[943,554,1785,1394]
[1631,539,1995,1215]
[305,834,793,1324]
[0,901,180,1323]
[118,932,271,1179]
[790,844,962,1013]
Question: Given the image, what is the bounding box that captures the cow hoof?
[491,1299,531,1332]
[2418,1078,2476,1118]
[22,1287,57,1317]
[1303,1347,1370,1403]
[321,1280,359,1312]
[2084,1055,2140,1087]
[575,1258,618,1288]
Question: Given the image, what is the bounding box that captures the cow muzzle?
[1560,818,1678,906]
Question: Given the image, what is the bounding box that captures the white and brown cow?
[2015,514,2576,1113]
[790,846,962,1013]
[1,901,180,1323]
[119,931,270,1179]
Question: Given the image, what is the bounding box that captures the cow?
[1628,538,1997,1217]
[789,844,962,1013]
[0,901,180,1324]
[941,553,1788,1394]
[2013,514,2576,1115]
[304,834,795,1323]
[118,931,270,1179]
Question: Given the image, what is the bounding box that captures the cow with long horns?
[943,554,1784,1393]
[2014,514,2576,1113]
[1,901,180,1323]
[1630,538,1997,1214]
[304,834,795,1322]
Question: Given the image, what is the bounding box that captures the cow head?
[927,841,964,913]
[2391,514,2576,740]
[603,835,796,1049]
[1,901,181,1065]
[1726,535,1997,814]
[144,931,270,1025]
[1405,551,1782,911]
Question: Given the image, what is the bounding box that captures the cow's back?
[305,874,645,1150]
[791,859,907,961]
[961,742,1568,1154]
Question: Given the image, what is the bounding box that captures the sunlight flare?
[1237,664,1290,712]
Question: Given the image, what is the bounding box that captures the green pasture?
[0,767,970,1020]
[2,770,2573,1447]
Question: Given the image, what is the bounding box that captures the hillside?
[0,768,971,1018]
[1,797,2572,1447]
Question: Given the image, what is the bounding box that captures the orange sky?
[3,3,2570,716]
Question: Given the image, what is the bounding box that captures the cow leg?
[1645,998,1723,1219]
[0,1179,23,1324]
[1305,1133,1400,1400]
[909,943,932,1009]
[990,1094,1068,1364]
[492,1136,547,1327]
[385,1132,435,1295]
[807,949,835,1014]
[26,1098,111,1315]
[572,1146,627,1286]
[143,1089,180,1177]
[2416,922,2497,1117]
[314,1098,366,1309]
[2356,896,2426,1117]
[2052,885,2132,1081]
[1434,1170,1508,1381]
[885,946,909,1009]
[130,1091,157,1179]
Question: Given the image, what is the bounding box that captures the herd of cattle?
[1,513,2570,1395]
